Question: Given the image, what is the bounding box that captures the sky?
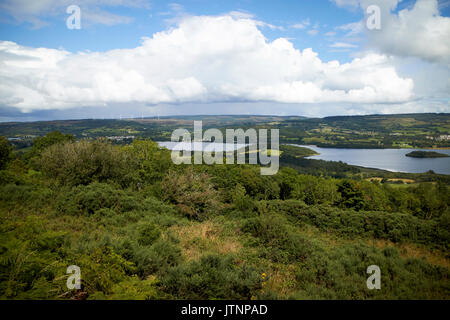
[0,0,449,121]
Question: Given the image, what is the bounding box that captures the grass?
[169,220,243,261]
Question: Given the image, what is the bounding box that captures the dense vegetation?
[0,132,449,300]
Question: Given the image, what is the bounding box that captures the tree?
[337,180,365,211]
[277,167,298,200]
[123,139,173,184]
[0,136,12,170]
[28,131,75,159]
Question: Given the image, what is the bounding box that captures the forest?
[0,132,449,299]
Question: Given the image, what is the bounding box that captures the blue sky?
[0,0,367,62]
[0,0,449,121]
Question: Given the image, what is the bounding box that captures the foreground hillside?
[0,134,449,299]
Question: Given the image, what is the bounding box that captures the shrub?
[293,175,340,205]
[241,209,313,263]
[128,238,183,277]
[40,140,132,187]
[123,140,173,184]
[294,242,449,299]
[231,183,255,212]
[56,182,140,215]
[74,246,136,295]
[138,223,161,246]
[89,276,160,300]
[160,254,262,299]
[263,200,449,248]
[161,167,222,220]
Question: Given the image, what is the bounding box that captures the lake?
[290,144,450,175]
[158,141,450,174]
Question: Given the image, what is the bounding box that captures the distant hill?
[1,113,449,149]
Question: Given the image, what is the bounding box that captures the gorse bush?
[40,140,132,187]
[160,254,262,299]
[118,237,183,278]
[89,276,160,300]
[291,242,449,299]
[74,246,136,295]
[161,167,223,220]
[262,200,449,248]
[138,223,162,246]
[241,211,313,263]
[56,182,141,215]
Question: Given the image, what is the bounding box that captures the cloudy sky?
[0,0,449,121]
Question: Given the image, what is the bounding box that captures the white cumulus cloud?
[0,14,415,112]
[333,0,450,64]
[364,0,450,64]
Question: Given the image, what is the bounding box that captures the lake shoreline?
[288,144,450,175]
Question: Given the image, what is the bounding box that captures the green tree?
[337,180,365,211]
[0,136,12,170]
[123,139,173,184]
[30,131,75,155]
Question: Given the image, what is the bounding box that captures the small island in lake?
[405,151,449,158]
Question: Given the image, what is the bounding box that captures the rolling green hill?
[1,113,449,149]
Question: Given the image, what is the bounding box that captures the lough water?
[157,142,450,174]
[290,144,450,175]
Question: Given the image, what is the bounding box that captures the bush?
[126,238,183,277]
[263,200,449,248]
[161,167,222,220]
[138,223,161,246]
[160,254,262,299]
[74,246,136,295]
[293,242,449,299]
[89,276,160,300]
[56,182,140,215]
[123,140,173,184]
[40,140,132,187]
[29,131,75,156]
[241,209,313,263]
[293,175,340,205]
[231,183,255,212]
